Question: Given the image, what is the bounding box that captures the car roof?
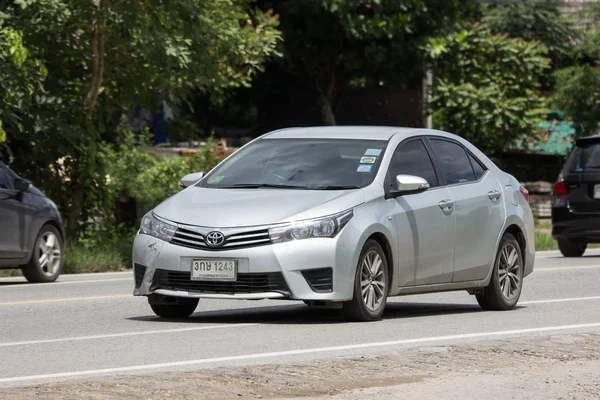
[263,126,416,141]
[576,134,600,146]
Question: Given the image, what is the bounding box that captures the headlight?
[269,209,353,244]
[140,213,177,242]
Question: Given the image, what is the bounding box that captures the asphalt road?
[0,249,599,389]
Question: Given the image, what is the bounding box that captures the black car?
[552,134,600,257]
[0,162,64,282]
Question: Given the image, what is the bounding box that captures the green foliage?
[256,0,476,125]
[0,26,46,142]
[426,24,549,154]
[553,66,600,139]
[484,0,579,76]
[65,224,136,273]
[552,4,600,139]
[101,131,222,212]
[0,0,281,238]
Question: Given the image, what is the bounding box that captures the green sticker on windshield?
[360,156,376,164]
[208,175,225,183]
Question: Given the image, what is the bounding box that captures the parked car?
[0,162,64,282]
[133,127,535,321]
[552,134,600,257]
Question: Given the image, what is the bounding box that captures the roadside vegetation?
[0,1,599,273]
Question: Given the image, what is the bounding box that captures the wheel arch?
[503,224,527,267]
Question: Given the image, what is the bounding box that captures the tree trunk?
[64,177,85,239]
[318,94,337,126]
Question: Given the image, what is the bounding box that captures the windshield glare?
[564,143,600,173]
[199,138,387,189]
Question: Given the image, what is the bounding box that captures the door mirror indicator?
[390,175,430,197]
[179,172,204,188]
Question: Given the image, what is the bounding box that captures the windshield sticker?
[357,164,373,173]
[576,167,584,172]
[208,175,225,183]
[364,148,382,156]
[360,156,376,164]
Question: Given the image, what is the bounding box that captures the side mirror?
[178,172,204,188]
[14,178,31,193]
[390,175,430,197]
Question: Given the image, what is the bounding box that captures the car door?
[427,138,506,282]
[386,138,455,286]
[0,164,27,259]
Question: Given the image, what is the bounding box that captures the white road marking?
[520,296,600,305]
[1,322,599,384]
[0,278,131,289]
[0,323,259,348]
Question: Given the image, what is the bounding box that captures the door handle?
[438,199,454,211]
[488,190,501,202]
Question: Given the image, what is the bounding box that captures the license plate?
[595,185,600,199]
[191,259,237,281]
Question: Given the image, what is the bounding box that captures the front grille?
[170,227,271,250]
[302,268,333,293]
[152,269,289,294]
[134,264,146,288]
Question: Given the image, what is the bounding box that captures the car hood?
[153,186,366,228]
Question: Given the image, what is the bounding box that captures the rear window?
[563,143,600,173]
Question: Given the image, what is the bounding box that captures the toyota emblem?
[205,231,225,248]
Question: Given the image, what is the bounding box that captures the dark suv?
[0,162,64,282]
[552,134,600,257]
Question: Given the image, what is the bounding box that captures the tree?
[0,0,281,238]
[0,26,46,143]
[553,4,600,139]
[484,0,578,87]
[426,24,549,155]
[256,0,477,125]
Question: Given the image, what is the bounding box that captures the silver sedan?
[132,127,535,321]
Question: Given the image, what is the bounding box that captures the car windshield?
[563,143,600,173]
[198,138,388,190]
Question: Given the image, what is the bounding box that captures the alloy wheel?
[360,250,386,311]
[498,243,521,300]
[37,232,61,277]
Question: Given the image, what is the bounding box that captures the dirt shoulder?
[2,333,600,400]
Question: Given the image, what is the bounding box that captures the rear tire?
[558,238,587,257]
[21,225,64,283]
[148,295,198,318]
[342,239,389,322]
[476,233,524,311]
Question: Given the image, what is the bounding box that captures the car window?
[0,166,13,190]
[430,139,476,185]
[468,153,487,180]
[388,139,438,188]
[563,143,600,173]
[198,138,388,190]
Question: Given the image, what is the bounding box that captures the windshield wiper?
[224,183,310,189]
[314,185,361,190]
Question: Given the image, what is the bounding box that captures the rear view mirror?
[179,172,204,188]
[391,175,430,197]
[14,178,31,193]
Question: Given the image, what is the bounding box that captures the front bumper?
[132,230,359,302]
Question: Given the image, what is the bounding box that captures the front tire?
[21,225,64,283]
[476,233,524,311]
[558,238,587,257]
[148,295,199,318]
[342,239,389,322]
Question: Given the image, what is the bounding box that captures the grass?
[0,233,134,278]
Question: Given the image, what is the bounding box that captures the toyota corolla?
[132,127,534,321]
